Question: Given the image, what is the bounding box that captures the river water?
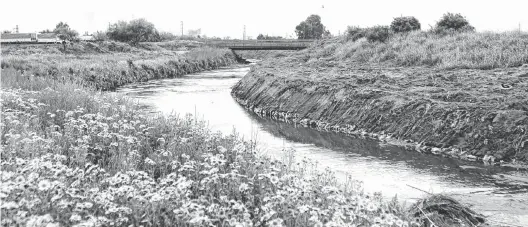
[116,64,528,226]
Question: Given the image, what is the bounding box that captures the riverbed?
[116,64,528,226]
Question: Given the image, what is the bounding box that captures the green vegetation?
[107,18,160,45]
[434,12,475,34]
[1,42,236,90]
[295,15,330,39]
[327,30,528,69]
[0,62,420,226]
[390,16,421,33]
[53,22,79,41]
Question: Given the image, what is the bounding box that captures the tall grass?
[1,46,236,90]
[322,31,528,69]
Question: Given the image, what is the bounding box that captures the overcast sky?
[1,0,527,38]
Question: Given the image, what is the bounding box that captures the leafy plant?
[391,16,421,33]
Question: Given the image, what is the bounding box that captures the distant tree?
[390,16,421,33]
[2,30,11,34]
[158,31,177,41]
[107,18,159,45]
[40,29,52,33]
[256,34,283,40]
[53,22,79,41]
[435,13,475,32]
[295,15,328,39]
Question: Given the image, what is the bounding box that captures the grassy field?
[1,42,236,90]
[304,31,528,69]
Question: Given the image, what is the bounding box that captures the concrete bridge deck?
[206,39,315,50]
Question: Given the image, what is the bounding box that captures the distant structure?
[1,32,60,44]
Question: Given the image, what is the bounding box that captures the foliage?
[107,19,160,45]
[158,31,177,41]
[295,15,329,39]
[434,13,475,34]
[257,34,283,40]
[345,26,365,41]
[1,45,236,90]
[365,26,391,43]
[53,22,79,41]
[3,30,12,34]
[390,16,421,33]
[92,31,108,41]
[0,69,413,226]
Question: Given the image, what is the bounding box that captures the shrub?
[435,13,475,33]
[365,26,391,43]
[346,26,365,41]
[390,16,421,33]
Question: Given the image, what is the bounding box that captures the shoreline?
[231,63,528,168]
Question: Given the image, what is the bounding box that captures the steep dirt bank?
[232,59,528,164]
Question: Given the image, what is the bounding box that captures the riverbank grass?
[1,42,236,90]
[309,31,528,69]
[1,69,418,226]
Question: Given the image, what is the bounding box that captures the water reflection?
[116,65,528,225]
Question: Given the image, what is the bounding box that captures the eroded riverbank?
[117,65,528,226]
[231,59,528,166]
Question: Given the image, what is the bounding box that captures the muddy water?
[116,64,528,226]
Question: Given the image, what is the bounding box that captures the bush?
[435,13,475,33]
[346,26,365,41]
[107,18,160,45]
[365,26,391,43]
[391,16,421,33]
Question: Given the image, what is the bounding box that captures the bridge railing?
[204,39,315,49]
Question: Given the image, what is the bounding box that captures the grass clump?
[1,69,421,226]
[410,194,485,227]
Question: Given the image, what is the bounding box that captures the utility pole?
[15,25,19,33]
[181,21,184,36]
[243,25,246,40]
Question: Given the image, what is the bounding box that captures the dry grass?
[1,44,236,90]
[311,31,528,69]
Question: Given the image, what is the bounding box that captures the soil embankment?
[232,56,528,164]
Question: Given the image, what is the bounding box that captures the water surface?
[116,64,528,226]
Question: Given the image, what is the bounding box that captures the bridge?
[205,39,315,50]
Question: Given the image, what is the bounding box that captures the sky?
[1,0,527,39]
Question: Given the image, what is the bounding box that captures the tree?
[295,15,328,39]
[256,34,283,40]
[107,18,159,45]
[53,22,79,41]
[2,30,11,34]
[390,16,421,33]
[40,29,52,33]
[435,13,475,32]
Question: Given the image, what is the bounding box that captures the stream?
[116,63,528,226]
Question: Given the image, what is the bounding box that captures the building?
[37,33,60,43]
[0,33,37,43]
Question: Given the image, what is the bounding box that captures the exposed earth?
[232,55,528,165]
